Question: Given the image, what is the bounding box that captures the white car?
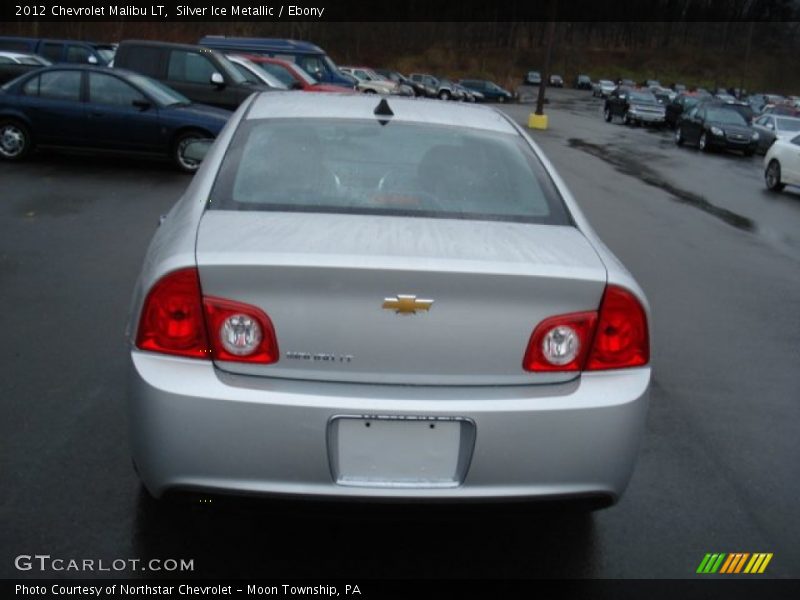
[339,66,401,95]
[764,134,800,192]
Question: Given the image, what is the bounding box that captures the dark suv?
[674,101,759,156]
[114,40,270,110]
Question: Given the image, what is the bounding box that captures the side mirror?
[132,99,152,111]
[210,72,225,87]
[87,55,98,65]
[180,139,213,165]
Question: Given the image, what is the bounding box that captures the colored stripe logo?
[697,553,773,574]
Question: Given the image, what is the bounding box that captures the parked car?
[764,134,800,192]
[0,36,115,66]
[524,71,542,85]
[114,40,272,110]
[671,83,687,93]
[339,66,406,95]
[407,73,439,98]
[549,74,564,87]
[752,114,800,154]
[665,93,704,129]
[198,36,353,87]
[224,54,288,89]
[437,78,465,101]
[618,78,636,87]
[0,65,230,171]
[603,87,666,126]
[453,83,480,102]
[458,79,513,103]
[0,51,51,85]
[574,74,592,90]
[126,92,651,507]
[760,104,800,117]
[674,101,759,155]
[642,79,661,88]
[409,73,460,101]
[592,79,616,98]
[374,69,426,97]
[238,55,351,93]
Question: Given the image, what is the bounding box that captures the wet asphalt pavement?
[1,89,798,579]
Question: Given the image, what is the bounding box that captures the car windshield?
[291,64,317,85]
[600,80,614,86]
[630,91,657,103]
[18,56,45,66]
[259,62,296,87]
[214,53,248,84]
[487,82,503,91]
[234,59,287,89]
[208,118,570,225]
[776,117,800,132]
[126,73,191,106]
[94,47,116,63]
[706,108,747,125]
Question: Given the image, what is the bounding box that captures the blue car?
[0,65,231,171]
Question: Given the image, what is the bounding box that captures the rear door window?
[121,46,163,78]
[88,73,146,106]
[40,43,63,62]
[38,70,82,101]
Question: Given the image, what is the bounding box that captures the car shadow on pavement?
[131,487,599,578]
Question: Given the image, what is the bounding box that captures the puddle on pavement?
[567,138,755,232]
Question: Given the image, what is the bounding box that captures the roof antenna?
[374,98,394,121]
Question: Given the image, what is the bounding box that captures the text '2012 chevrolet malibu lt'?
[127,93,651,506]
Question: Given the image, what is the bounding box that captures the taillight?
[523,285,649,372]
[135,268,210,359]
[585,285,649,370]
[203,297,279,364]
[135,268,279,364]
[523,312,597,372]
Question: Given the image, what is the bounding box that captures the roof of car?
[246,92,518,134]
[119,39,216,52]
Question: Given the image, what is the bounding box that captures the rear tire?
[675,127,684,146]
[438,90,451,101]
[603,106,612,122]
[765,160,785,192]
[497,95,506,104]
[0,119,33,161]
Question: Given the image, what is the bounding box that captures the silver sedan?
[127,93,651,506]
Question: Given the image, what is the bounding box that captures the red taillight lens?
[586,285,649,370]
[203,297,279,364]
[136,268,279,364]
[135,268,210,358]
[523,311,598,372]
[523,285,649,372]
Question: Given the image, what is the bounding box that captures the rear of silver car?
[127,94,650,504]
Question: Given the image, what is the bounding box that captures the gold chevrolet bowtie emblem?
[382,294,434,315]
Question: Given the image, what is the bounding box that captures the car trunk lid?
[195,211,608,385]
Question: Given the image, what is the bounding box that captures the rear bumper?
[129,352,650,502]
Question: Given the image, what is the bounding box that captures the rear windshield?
[208,118,571,225]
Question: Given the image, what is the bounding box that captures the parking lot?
[1,87,798,579]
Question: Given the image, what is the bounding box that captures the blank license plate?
[329,417,473,488]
